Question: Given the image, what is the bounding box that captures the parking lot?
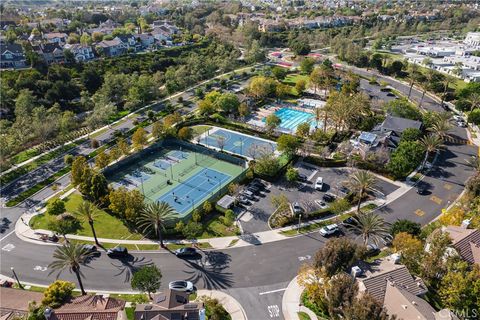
[237,161,400,234]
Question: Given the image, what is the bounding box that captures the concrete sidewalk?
[196,289,248,320]
[282,276,318,320]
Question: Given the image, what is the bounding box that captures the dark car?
[237,196,251,206]
[247,185,260,193]
[417,186,428,195]
[107,246,128,258]
[323,193,336,202]
[342,216,357,226]
[174,247,197,257]
[298,174,308,182]
[83,244,101,257]
[251,181,266,189]
[339,186,350,195]
[366,244,380,256]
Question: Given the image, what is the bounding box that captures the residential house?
[136,33,156,49]
[43,32,68,45]
[115,35,140,52]
[152,26,174,44]
[134,289,204,320]
[87,19,120,36]
[96,38,127,57]
[0,287,44,319]
[0,43,27,69]
[44,294,126,320]
[33,43,65,64]
[354,256,457,320]
[0,20,16,30]
[64,43,95,62]
[351,115,422,155]
[442,224,480,266]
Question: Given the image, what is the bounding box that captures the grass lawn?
[165,242,212,250]
[191,125,212,137]
[30,193,143,240]
[298,312,311,320]
[283,73,309,87]
[199,214,240,239]
[228,239,239,247]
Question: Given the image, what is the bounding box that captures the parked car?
[237,196,251,206]
[453,115,462,121]
[241,190,255,200]
[174,247,197,257]
[252,180,266,189]
[323,193,336,202]
[317,200,328,209]
[366,244,380,256]
[342,216,357,226]
[246,185,260,193]
[292,202,303,214]
[456,120,467,127]
[339,185,350,195]
[83,244,101,257]
[315,177,324,191]
[319,224,339,237]
[107,246,128,258]
[416,186,428,195]
[298,174,308,182]
[168,280,195,293]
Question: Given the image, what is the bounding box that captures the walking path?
[196,289,248,320]
[282,276,318,320]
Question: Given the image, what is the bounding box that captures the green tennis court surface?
[108,143,244,218]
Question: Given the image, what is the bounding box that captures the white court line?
[259,288,287,295]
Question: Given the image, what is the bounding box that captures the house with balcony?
[43,32,68,45]
[0,43,27,69]
[33,43,65,65]
[64,43,95,62]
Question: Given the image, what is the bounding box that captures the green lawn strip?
[191,125,212,136]
[280,212,353,237]
[5,166,71,207]
[125,307,134,320]
[228,239,239,247]
[298,312,311,320]
[30,193,143,240]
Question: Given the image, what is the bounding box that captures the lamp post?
[297,214,302,234]
[11,267,23,289]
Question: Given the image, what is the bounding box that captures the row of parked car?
[237,179,267,206]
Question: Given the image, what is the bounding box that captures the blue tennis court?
[199,128,277,159]
[156,167,231,214]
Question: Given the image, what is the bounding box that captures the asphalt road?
[0,62,476,319]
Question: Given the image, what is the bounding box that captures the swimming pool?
[265,108,319,132]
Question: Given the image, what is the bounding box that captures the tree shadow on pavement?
[238,232,262,245]
[110,255,153,283]
[182,251,234,290]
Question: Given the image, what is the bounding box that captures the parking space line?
[430,195,442,204]
[259,288,287,295]
[415,209,425,217]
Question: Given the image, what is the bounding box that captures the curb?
[197,290,248,320]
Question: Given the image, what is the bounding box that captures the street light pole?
[11,267,23,289]
[297,214,302,234]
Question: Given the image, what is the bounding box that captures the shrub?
[90,139,100,148]
[182,221,203,239]
[390,219,421,236]
[203,201,212,214]
[42,280,75,308]
[64,154,74,165]
[201,297,230,319]
[224,209,235,226]
[192,209,202,223]
[47,198,66,216]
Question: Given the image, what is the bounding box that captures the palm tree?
[345,170,378,213]
[346,212,391,246]
[428,115,452,140]
[466,156,480,172]
[137,202,176,248]
[420,134,444,169]
[74,201,100,246]
[407,63,421,99]
[467,92,480,112]
[440,76,453,108]
[49,242,94,295]
[419,70,436,109]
